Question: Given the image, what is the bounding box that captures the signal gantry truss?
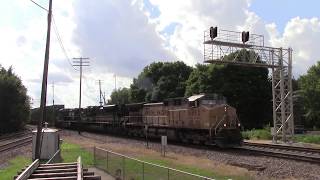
[203,28,294,143]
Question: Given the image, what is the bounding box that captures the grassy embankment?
[242,126,320,144]
[0,142,251,180]
[0,156,32,180]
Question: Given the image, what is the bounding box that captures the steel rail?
[0,131,32,142]
[243,141,320,154]
[237,142,320,164]
[0,136,32,153]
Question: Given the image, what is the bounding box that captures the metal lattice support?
[203,28,294,143]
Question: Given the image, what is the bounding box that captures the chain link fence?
[94,147,215,180]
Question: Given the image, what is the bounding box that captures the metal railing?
[45,149,61,164]
[93,147,215,180]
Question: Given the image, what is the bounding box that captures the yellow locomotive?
[140,94,242,147]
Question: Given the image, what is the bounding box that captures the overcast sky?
[0,0,319,108]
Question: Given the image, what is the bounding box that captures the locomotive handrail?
[215,115,226,135]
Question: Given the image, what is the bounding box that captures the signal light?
[210,26,217,39]
[242,31,249,43]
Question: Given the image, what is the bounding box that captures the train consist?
[56,94,243,147]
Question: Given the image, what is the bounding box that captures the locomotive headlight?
[238,123,241,127]
[223,123,227,127]
[224,106,227,112]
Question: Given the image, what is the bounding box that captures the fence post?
[106,151,109,172]
[122,156,125,180]
[142,162,144,180]
[93,146,96,166]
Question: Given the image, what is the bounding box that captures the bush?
[0,66,30,134]
[241,126,272,140]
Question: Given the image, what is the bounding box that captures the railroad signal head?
[210,26,218,39]
[242,31,249,43]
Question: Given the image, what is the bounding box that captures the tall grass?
[294,135,320,144]
[242,126,272,140]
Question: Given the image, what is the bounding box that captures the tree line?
[0,65,30,134]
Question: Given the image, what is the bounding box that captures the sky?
[0,0,319,108]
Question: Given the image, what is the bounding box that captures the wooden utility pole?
[73,57,89,134]
[98,80,103,106]
[73,57,90,110]
[35,0,53,160]
[52,82,55,126]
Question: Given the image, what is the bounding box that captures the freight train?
[56,94,243,147]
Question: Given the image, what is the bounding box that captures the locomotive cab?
[188,94,243,147]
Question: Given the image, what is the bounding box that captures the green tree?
[0,65,30,134]
[186,50,272,129]
[298,61,320,128]
[131,61,193,102]
[108,87,131,104]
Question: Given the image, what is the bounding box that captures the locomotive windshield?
[200,94,226,106]
[201,99,226,105]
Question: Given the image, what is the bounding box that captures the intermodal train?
[56,94,243,147]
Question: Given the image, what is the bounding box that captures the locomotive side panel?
[143,103,168,126]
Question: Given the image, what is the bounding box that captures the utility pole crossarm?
[72,57,90,110]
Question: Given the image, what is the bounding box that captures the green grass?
[60,141,94,167]
[242,127,272,140]
[294,134,320,144]
[0,156,32,180]
[94,150,251,180]
[139,157,250,180]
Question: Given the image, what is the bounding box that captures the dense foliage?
[0,65,30,134]
[297,62,320,128]
[186,50,272,129]
[110,61,193,104]
[108,87,131,104]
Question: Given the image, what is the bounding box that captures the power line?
[52,16,78,71]
[29,0,48,11]
[29,0,78,71]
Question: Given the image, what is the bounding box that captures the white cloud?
[72,0,175,77]
[147,0,262,65]
[267,17,320,76]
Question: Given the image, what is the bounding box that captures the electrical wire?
[52,16,78,71]
[29,0,78,71]
[29,0,48,11]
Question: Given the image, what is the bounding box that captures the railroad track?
[0,136,33,153]
[0,131,31,142]
[237,141,320,164]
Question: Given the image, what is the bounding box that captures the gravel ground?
[59,129,320,180]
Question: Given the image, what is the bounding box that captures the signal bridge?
[204,27,293,143]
